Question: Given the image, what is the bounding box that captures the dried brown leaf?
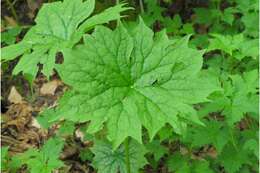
[40,80,61,95]
[8,86,23,104]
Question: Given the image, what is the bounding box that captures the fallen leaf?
[40,80,61,95]
[8,86,23,104]
[27,0,43,19]
[27,0,42,12]
[75,129,84,141]
[4,16,18,27]
[180,146,189,155]
[206,146,218,158]
[4,103,32,131]
[31,117,41,128]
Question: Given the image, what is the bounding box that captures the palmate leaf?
[184,120,229,152]
[241,130,259,159]
[207,34,259,60]
[1,0,130,79]
[49,18,219,148]
[218,144,250,173]
[224,70,259,125]
[91,140,147,173]
[142,0,164,26]
[167,153,214,173]
[145,140,168,161]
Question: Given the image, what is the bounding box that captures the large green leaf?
[91,140,147,173]
[1,0,130,78]
[49,18,219,148]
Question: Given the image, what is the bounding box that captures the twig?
[5,0,19,23]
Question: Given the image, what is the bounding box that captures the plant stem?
[124,137,131,173]
[7,0,18,10]
[5,0,19,23]
[116,0,120,26]
[5,25,32,30]
[139,0,144,14]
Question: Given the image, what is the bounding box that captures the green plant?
[167,152,214,173]
[1,147,9,171]
[2,0,130,81]
[91,139,147,173]
[47,18,219,146]
[141,0,194,35]
[40,18,219,172]
[207,34,259,60]
[1,26,22,45]
[1,138,64,173]
[18,137,64,173]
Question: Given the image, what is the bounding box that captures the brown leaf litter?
[1,75,66,155]
[40,79,62,95]
[1,102,47,154]
[8,86,23,104]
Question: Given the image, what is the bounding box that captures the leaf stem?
[116,0,120,26]
[7,0,18,10]
[139,0,144,14]
[5,0,19,23]
[124,137,131,173]
[5,25,32,30]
